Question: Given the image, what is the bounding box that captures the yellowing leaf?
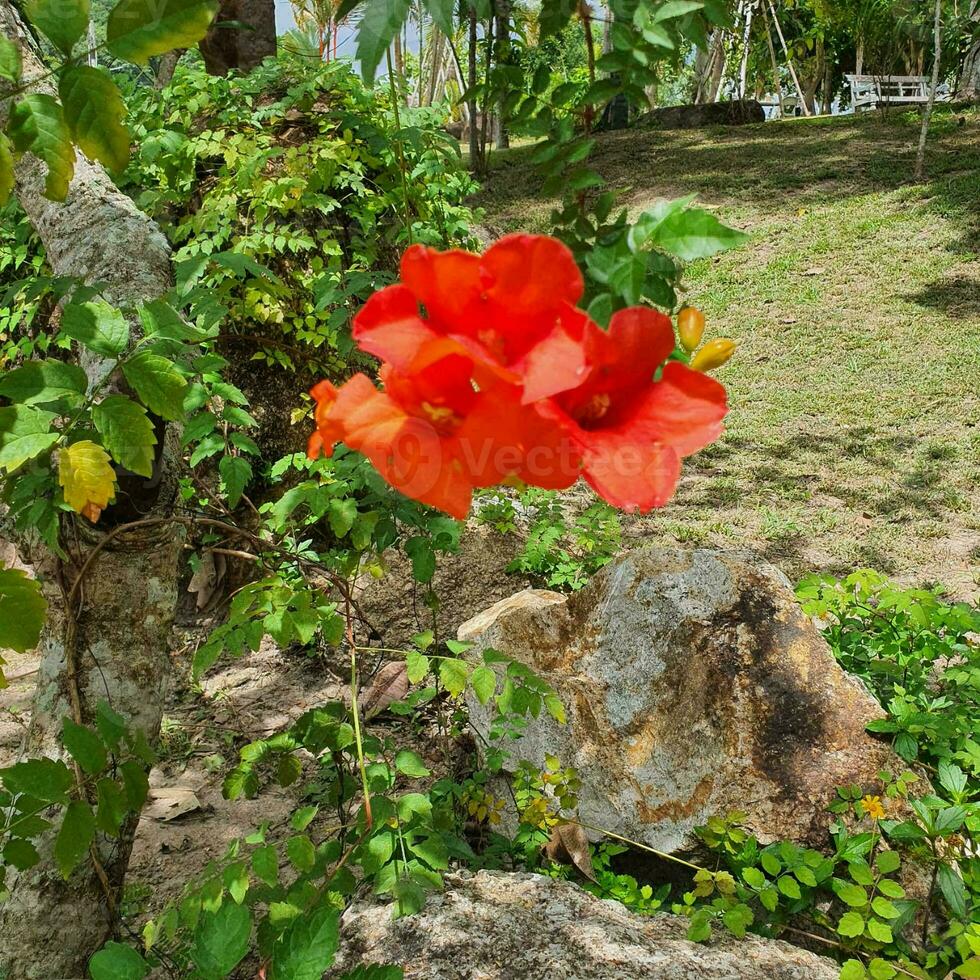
[59,440,116,521]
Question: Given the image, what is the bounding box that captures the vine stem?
[385,46,415,241]
[346,604,373,829]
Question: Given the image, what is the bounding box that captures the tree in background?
[201,0,277,74]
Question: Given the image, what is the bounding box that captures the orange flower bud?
[677,306,706,353]
[689,338,737,373]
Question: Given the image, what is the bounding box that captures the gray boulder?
[636,99,765,128]
[329,870,840,979]
[460,545,901,852]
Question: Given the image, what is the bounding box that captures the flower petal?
[628,361,727,457]
[481,234,584,315]
[577,428,682,512]
[519,305,591,403]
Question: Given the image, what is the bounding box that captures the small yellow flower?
[862,794,886,820]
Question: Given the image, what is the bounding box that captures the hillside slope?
[478,110,980,597]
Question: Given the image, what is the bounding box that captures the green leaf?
[404,536,435,583]
[423,0,454,35]
[650,206,749,262]
[1,757,72,801]
[836,881,869,907]
[394,750,430,778]
[777,874,801,899]
[24,0,89,55]
[107,0,220,64]
[55,799,96,878]
[3,837,39,870]
[0,133,14,205]
[122,353,187,421]
[95,778,127,836]
[286,834,315,872]
[93,396,157,478]
[62,716,108,775]
[328,497,358,537]
[268,905,340,980]
[876,878,905,899]
[59,66,131,174]
[406,650,429,684]
[88,941,151,980]
[867,958,897,980]
[438,658,469,698]
[955,959,980,979]
[837,910,865,938]
[252,845,279,887]
[938,862,968,918]
[865,917,893,944]
[355,0,412,83]
[7,94,75,201]
[840,961,867,980]
[0,36,21,83]
[219,455,251,509]
[191,900,251,977]
[0,360,88,407]
[61,301,129,357]
[291,805,318,831]
[874,850,901,874]
[0,405,57,472]
[871,897,899,920]
[741,866,766,889]
[653,0,703,20]
[0,564,47,653]
[470,666,496,705]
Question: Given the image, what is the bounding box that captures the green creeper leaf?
[355,0,412,84]
[836,881,869,907]
[59,66,131,174]
[219,455,251,509]
[741,866,766,889]
[760,852,781,876]
[4,837,40,870]
[438,658,469,698]
[62,716,107,775]
[840,961,867,980]
[777,874,801,899]
[876,878,905,899]
[61,301,129,357]
[404,536,435,583]
[867,959,897,980]
[291,805,318,832]
[406,650,429,684]
[7,94,75,201]
[1,757,72,801]
[394,749,430,778]
[107,0,220,64]
[0,405,57,472]
[871,897,899,920]
[874,850,901,874]
[95,778,127,836]
[88,941,150,980]
[252,845,279,887]
[286,834,315,872]
[120,759,149,810]
[0,133,14,206]
[649,207,749,262]
[470,666,496,705]
[865,917,893,944]
[955,959,980,978]
[24,0,89,55]
[55,799,96,878]
[759,885,778,911]
[191,901,251,977]
[328,497,357,537]
[93,396,157,478]
[837,910,865,938]
[0,36,21,83]
[0,564,47,653]
[0,359,88,408]
[410,834,449,871]
[268,905,339,980]
[122,353,188,421]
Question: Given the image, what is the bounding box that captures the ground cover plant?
[0,0,978,978]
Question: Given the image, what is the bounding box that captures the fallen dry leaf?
[146,786,201,822]
[543,821,596,882]
[361,661,410,720]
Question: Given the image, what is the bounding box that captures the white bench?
[845,74,947,110]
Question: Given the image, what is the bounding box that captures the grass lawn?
[477,108,980,598]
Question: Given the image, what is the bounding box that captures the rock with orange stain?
[459,545,904,853]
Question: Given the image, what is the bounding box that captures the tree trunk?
[821,57,833,114]
[0,4,184,976]
[915,0,943,180]
[737,0,755,98]
[494,0,511,150]
[956,0,980,98]
[467,7,480,171]
[154,48,185,89]
[200,0,276,76]
[856,37,864,75]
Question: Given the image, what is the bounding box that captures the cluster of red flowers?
[308,234,728,520]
